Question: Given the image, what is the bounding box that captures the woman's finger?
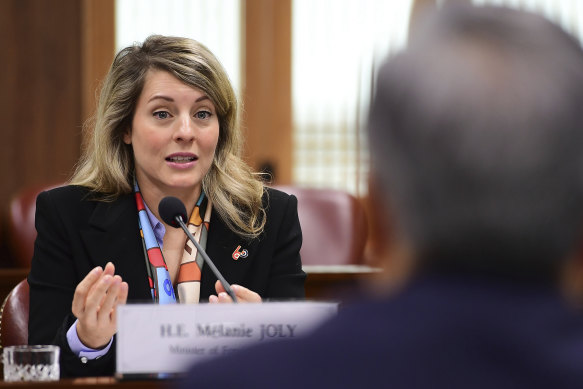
[72,266,103,317]
[213,280,262,303]
[231,285,262,303]
[83,274,113,316]
[214,280,226,294]
[118,281,129,305]
[110,282,129,323]
[214,281,234,303]
[96,276,122,324]
[103,262,115,276]
[217,292,233,303]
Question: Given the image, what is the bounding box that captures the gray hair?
[369,5,583,277]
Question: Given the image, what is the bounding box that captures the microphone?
[159,196,238,303]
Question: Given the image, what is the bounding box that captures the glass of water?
[3,345,60,381]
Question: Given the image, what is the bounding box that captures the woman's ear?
[123,128,132,145]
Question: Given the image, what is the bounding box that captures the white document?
[116,302,338,375]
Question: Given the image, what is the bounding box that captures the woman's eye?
[153,111,170,119]
[194,111,212,120]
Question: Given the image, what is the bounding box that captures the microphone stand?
[175,215,238,303]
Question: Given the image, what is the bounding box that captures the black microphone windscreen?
[158,196,187,228]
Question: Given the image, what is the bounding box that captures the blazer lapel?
[79,193,151,299]
[201,210,259,298]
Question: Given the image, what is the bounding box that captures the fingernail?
[219,292,228,299]
[231,285,239,292]
[92,266,102,275]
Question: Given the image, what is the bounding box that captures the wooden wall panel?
[0,0,114,266]
[244,0,292,184]
[81,0,116,123]
[0,0,82,201]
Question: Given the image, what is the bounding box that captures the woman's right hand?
[71,262,129,349]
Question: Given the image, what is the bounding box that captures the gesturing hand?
[71,262,129,349]
[209,280,262,303]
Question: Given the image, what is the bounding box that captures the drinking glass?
[3,345,60,381]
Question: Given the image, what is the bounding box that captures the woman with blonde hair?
[28,35,305,377]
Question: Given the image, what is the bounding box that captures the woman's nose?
[174,116,195,141]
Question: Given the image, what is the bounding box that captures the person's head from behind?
[369,5,583,286]
[74,35,241,197]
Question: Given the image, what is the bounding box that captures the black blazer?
[28,185,305,377]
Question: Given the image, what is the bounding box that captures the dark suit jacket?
[28,185,305,377]
[181,275,583,389]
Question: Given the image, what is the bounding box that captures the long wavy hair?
[70,35,266,238]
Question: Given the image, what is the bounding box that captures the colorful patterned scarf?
[134,181,212,304]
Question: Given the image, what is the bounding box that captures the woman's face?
[125,69,220,200]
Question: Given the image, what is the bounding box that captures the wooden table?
[303,265,381,299]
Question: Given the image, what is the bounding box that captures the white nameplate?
[116,302,337,375]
